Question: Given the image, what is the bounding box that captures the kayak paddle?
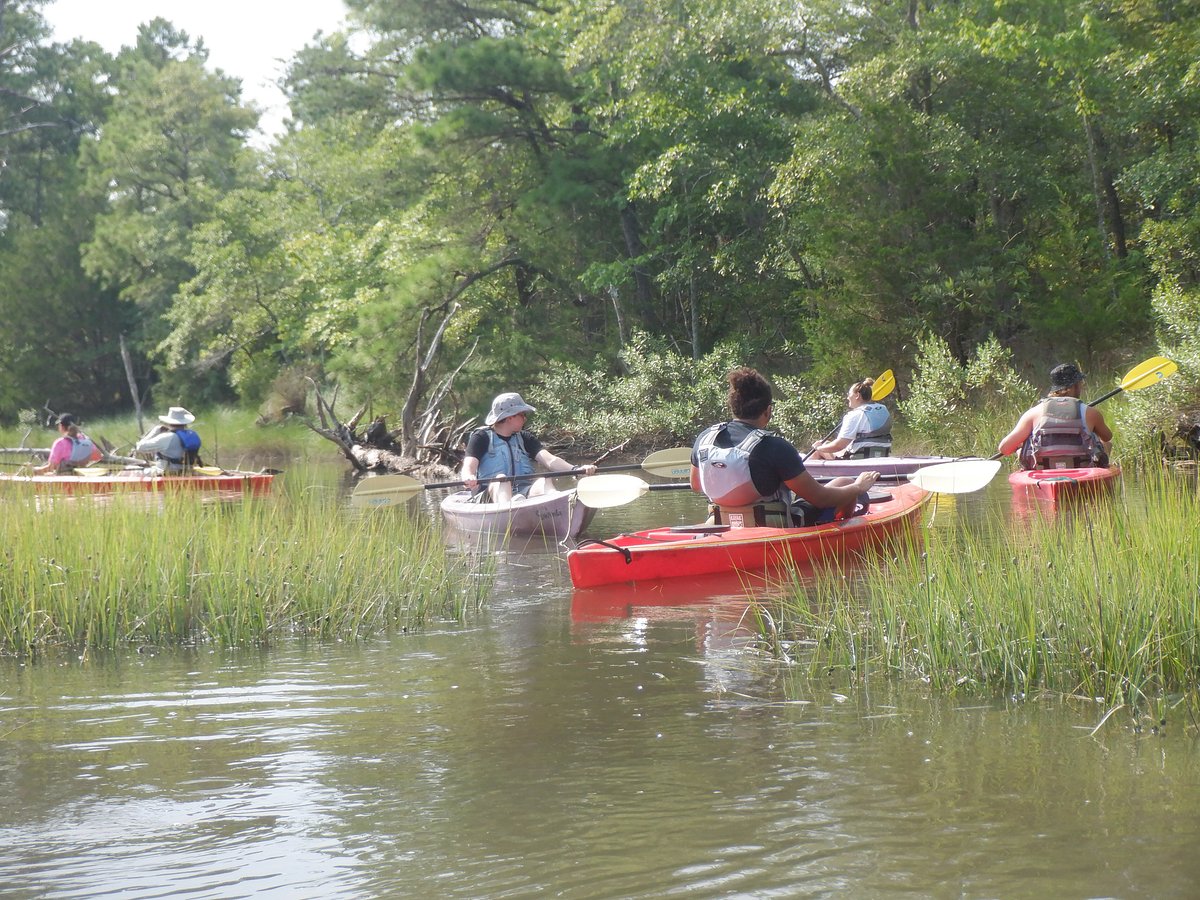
[908,355,1178,494]
[575,473,694,508]
[351,446,693,507]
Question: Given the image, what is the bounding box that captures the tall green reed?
[0,479,488,656]
[778,469,1200,720]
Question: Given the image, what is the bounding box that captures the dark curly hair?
[727,367,772,420]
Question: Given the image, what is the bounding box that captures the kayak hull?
[1008,466,1121,503]
[804,455,957,479]
[441,489,595,540]
[567,482,929,588]
[0,470,276,496]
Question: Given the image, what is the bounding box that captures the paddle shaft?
[616,474,906,494]
[423,461,645,492]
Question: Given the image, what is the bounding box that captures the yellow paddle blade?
[351,490,415,509]
[1119,356,1177,391]
[907,458,1003,494]
[641,446,692,478]
[576,473,651,508]
[872,369,896,402]
[350,472,427,501]
[193,465,224,476]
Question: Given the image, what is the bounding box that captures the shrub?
[899,333,1033,455]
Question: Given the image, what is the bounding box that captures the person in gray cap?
[459,392,596,502]
[997,363,1112,470]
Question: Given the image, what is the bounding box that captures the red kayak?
[567,482,929,589]
[1008,465,1120,504]
[0,468,276,496]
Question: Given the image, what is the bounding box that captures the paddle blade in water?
[350,490,415,509]
[576,473,651,508]
[351,473,423,498]
[641,447,693,478]
[907,459,1002,494]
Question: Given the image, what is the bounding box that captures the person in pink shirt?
[32,414,101,475]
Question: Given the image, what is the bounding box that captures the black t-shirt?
[465,428,545,466]
[691,420,806,497]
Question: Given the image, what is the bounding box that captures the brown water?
[2,474,1199,897]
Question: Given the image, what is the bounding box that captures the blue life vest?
[155,429,202,469]
[695,424,774,507]
[67,435,98,465]
[475,428,535,493]
[177,428,202,465]
[846,403,893,457]
[1020,397,1106,469]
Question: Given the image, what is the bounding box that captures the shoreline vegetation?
[0,476,489,658]
[771,467,1200,728]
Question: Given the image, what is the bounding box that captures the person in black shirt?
[460,392,597,502]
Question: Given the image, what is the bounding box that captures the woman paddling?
[690,367,878,528]
[32,414,101,475]
[809,377,893,460]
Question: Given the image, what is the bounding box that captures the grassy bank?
[777,469,1200,723]
[0,478,488,656]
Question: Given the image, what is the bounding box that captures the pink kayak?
[1008,465,1121,503]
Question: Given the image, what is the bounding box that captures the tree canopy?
[1,0,1197,425]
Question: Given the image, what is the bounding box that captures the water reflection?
[3,467,1200,897]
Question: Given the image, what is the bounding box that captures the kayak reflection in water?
[690,367,878,528]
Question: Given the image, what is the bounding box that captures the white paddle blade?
[907,459,1002,494]
[576,473,651,508]
[641,447,692,478]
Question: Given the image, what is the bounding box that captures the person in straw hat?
[135,406,204,473]
[998,363,1112,470]
[460,392,596,502]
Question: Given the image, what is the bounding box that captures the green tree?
[80,21,257,402]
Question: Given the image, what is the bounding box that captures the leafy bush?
[770,377,843,448]
[532,331,753,448]
[899,333,1033,455]
[1116,219,1200,452]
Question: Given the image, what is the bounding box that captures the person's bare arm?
[997,409,1037,457]
[1086,408,1113,451]
[534,448,596,476]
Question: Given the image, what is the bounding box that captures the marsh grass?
[0,479,488,656]
[778,469,1200,722]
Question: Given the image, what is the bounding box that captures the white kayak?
[440,488,595,539]
[804,455,958,479]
